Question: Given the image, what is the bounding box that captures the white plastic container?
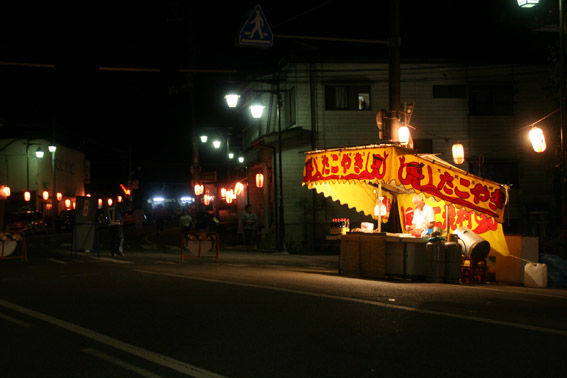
[523,263,548,288]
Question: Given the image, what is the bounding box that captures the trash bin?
[444,240,462,283]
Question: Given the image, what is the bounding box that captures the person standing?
[241,204,258,251]
[406,194,435,237]
[109,201,125,257]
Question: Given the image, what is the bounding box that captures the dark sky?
[0,1,557,193]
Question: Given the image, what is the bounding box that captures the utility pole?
[388,0,401,142]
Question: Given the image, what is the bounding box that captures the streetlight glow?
[212,139,222,149]
[224,94,240,108]
[228,152,234,159]
[250,104,265,119]
[200,135,208,143]
[238,156,244,163]
[48,145,57,153]
[517,0,539,8]
[35,148,44,158]
[529,126,547,152]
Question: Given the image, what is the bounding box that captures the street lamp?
[224,94,240,108]
[519,0,567,242]
[249,104,265,119]
[49,144,57,219]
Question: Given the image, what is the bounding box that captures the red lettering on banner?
[472,213,498,234]
[471,183,490,204]
[322,155,330,175]
[341,154,352,172]
[437,171,455,195]
[489,188,506,211]
[455,207,473,229]
[354,153,363,173]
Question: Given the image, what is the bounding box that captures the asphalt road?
[1,228,566,377]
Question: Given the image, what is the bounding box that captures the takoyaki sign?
[303,145,508,223]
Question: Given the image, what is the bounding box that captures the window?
[433,85,466,98]
[285,87,296,127]
[325,85,371,110]
[469,84,514,116]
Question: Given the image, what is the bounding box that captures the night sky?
[0,1,556,195]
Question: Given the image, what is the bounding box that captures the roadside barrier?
[0,231,27,263]
[180,232,219,262]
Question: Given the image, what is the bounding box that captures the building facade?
[0,138,88,218]
[240,62,559,254]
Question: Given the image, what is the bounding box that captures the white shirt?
[412,204,435,231]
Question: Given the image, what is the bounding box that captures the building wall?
[244,62,556,251]
[0,138,86,213]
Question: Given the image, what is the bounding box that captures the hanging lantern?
[398,126,410,145]
[235,182,244,196]
[226,189,234,203]
[42,191,49,201]
[220,187,227,198]
[224,93,240,108]
[250,104,265,119]
[194,184,204,196]
[98,198,103,209]
[529,127,546,153]
[56,192,62,201]
[72,201,76,209]
[1,186,10,198]
[65,199,71,208]
[255,173,264,188]
[452,143,465,165]
[107,198,113,207]
[117,195,123,203]
[24,191,31,202]
[46,203,52,211]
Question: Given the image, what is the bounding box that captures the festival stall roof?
[302,144,509,223]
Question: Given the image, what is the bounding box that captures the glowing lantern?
[46,203,52,211]
[220,187,227,198]
[107,198,113,207]
[250,104,265,119]
[255,173,264,188]
[452,143,465,165]
[98,198,103,209]
[194,184,204,196]
[24,191,31,201]
[529,127,546,153]
[235,182,244,196]
[56,192,62,201]
[65,199,71,208]
[42,191,49,200]
[517,0,539,8]
[224,93,240,108]
[72,201,76,209]
[204,194,211,205]
[398,126,410,145]
[1,186,10,198]
[226,189,234,203]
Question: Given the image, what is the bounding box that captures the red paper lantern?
[255,173,264,188]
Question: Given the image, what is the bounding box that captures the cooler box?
[523,263,548,288]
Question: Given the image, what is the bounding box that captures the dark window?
[433,85,466,98]
[285,87,296,127]
[469,84,514,116]
[412,139,433,154]
[325,85,371,110]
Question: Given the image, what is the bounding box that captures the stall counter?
[340,232,429,279]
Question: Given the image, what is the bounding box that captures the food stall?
[302,144,510,282]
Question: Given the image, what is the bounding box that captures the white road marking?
[91,257,134,264]
[134,269,567,338]
[0,311,31,327]
[0,299,225,378]
[48,258,67,265]
[82,348,163,378]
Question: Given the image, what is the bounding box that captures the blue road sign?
[239,4,273,47]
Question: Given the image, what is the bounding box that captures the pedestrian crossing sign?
[239,4,273,47]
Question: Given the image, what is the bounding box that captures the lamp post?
[49,144,57,219]
[518,0,567,244]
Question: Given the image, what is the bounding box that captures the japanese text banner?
[303,146,507,223]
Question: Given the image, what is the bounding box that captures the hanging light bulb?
[529,126,546,153]
[452,143,465,165]
[398,126,410,145]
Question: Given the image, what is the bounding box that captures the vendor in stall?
[406,194,435,237]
